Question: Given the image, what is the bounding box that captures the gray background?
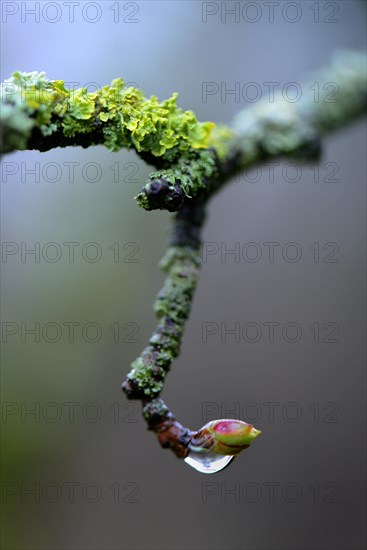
[1,1,366,549]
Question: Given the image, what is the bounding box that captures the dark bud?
[144,178,170,209]
[144,178,185,211]
[166,188,184,212]
[146,179,169,196]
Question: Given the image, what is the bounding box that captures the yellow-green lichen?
[0,71,69,152]
[1,71,219,160]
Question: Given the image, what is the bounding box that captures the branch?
[2,51,365,471]
[137,50,367,211]
[121,51,366,464]
[122,201,206,458]
[123,201,261,464]
[2,52,365,213]
[0,71,217,161]
[122,201,205,400]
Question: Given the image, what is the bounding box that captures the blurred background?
[1,1,366,549]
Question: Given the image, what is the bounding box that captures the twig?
[1,51,366,461]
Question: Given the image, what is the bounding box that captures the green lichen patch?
[128,357,165,398]
[123,243,202,399]
[1,71,220,160]
[135,149,222,211]
[0,71,68,152]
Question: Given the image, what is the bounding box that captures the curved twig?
[1,51,366,463]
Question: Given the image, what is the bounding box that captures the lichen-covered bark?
[122,51,367,457]
[0,71,216,158]
[1,51,366,461]
[139,51,366,211]
[122,202,205,400]
[121,201,206,457]
[3,52,365,214]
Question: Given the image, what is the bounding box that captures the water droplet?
[184,450,235,474]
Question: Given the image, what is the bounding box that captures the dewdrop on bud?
[184,419,261,474]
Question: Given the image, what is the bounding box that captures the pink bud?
[190,419,261,456]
